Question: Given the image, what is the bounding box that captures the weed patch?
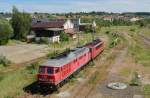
[0,55,10,67]
[106,32,121,48]
[130,72,141,86]
[26,62,39,74]
[88,71,100,85]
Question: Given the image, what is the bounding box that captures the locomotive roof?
[85,39,102,47]
[41,47,89,67]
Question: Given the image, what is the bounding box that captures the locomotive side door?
[60,65,65,82]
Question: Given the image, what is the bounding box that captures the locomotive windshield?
[39,67,59,74]
[39,67,45,74]
[47,67,59,74]
[47,67,54,74]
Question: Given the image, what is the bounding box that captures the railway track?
[139,33,150,46]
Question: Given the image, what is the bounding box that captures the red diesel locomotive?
[37,39,104,89]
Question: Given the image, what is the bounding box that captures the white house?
[130,17,140,22]
[63,19,74,29]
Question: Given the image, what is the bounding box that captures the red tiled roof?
[32,21,65,29]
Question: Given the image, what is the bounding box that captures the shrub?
[108,32,120,48]
[0,55,10,67]
[109,38,119,48]
[84,27,93,33]
[130,28,135,32]
[60,32,69,41]
[0,19,13,45]
[105,31,110,34]
[26,62,39,74]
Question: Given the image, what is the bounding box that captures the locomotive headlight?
[39,78,43,81]
[39,78,48,81]
[49,79,54,83]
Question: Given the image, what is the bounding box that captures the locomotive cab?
[38,66,60,85]
[85,39,104,59]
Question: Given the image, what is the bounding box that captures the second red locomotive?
[37,39,104,89]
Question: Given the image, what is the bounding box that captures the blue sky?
[0,0,150,13]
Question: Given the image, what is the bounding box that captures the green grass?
[0,69,32,97]
[140,27,150,37]
[128,33,150,67]
[7,40,25,46]
[104,25,150,67]
[0,65,38,98]
[143,84,150,98]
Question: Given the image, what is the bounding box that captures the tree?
[136,18,150,27]
[11,6,31,40]
[0,19,13,45]
[60,32,69,41]
[84,26,93,33]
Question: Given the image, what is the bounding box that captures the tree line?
[0,6,31,45]
[0,7,150,45]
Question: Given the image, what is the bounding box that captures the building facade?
[31,19,78,43]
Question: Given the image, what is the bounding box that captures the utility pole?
[53,31,56,55]
[92,20,96,41]
[77,17,80,47]
[77,31,80,47]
